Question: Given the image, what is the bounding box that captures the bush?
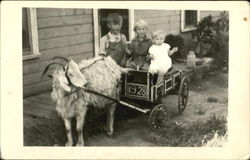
[143,115,227,146]
[194,12,229,70]
[202,131,228,147]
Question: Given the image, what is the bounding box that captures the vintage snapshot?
[1,1,250,160]
[23,7,229,147]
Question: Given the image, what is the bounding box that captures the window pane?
[185,10,197,27]
[22,8,31,53]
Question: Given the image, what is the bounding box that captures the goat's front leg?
[76,106,88,146]
[63,117,73,146]
[106,103,116,135]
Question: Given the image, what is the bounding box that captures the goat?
[41,56,128,146]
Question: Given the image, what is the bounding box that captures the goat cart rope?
[79,87,170,130]
[80,87,151,114]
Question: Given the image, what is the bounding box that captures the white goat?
[42,56,127,146]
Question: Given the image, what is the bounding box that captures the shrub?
[193,12,229,70]
[202,131,228,147]
[143,114,227,146]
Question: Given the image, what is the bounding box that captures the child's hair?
[107,13,123,25]
[133,19,148,31]
[151,30,165,39]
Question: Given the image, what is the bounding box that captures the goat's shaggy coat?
[50,56,126,146]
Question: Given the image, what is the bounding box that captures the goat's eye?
[67,72,72,76]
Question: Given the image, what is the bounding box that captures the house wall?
[23,9,224,97]
[134,10,181,35]
[134,10,222,35]
[23,8,94,97]
[200,11,222,19]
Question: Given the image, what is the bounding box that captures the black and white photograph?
[1,1,250,159]
[22,7,229,147]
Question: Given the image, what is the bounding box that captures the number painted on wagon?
[127,85,147,97]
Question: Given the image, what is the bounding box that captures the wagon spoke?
[149,104,169,129]
[178,76,189,114]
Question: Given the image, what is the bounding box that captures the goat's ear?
[60,81,71,92]
[58,76,71,92]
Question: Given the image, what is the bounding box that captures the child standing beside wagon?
[99,13,130,67]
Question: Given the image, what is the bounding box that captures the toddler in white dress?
[148,30,178,85]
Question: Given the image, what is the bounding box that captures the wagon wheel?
[149,104,169,129]
[178,76,189,114]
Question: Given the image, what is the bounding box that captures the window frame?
[181,10,200,32]
[23,8,40,61]
[93,9,134,57]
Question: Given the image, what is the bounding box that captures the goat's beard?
[51,87,66,100]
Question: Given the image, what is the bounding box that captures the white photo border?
[1,1,249,159]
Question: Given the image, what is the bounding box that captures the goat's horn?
[40,63,65,80]
[53,56,70,62]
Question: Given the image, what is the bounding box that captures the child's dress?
[99,32,129,67]
[129,36,152,69]
[148,43,172,74]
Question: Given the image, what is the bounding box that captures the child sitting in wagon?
[127,19,152,70]
[99,13,130,67]
[148,30,178,85]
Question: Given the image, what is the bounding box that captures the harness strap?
[80,57,104,71]
[67,87,120,106]
[82,88,120,103]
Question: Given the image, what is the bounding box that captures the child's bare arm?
[148,54,154,60]
[169,47,178,56]
[125,42,131,55]
[122,35,131,55]
[99,37,108,56]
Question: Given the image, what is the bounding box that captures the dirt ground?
[24,71,228,146]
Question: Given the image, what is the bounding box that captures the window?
[22,9,31,54]
[22,8,40,60]
[93,9,134,56]
[181,10,200,32]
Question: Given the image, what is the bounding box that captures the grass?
[23,106,141,146]
[142,114,227,147]
[24,115,67,146]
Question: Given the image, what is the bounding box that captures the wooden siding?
[200,11,222,20]
[23,8,94,97]
[134,10,223,36]
[134,10,181,35]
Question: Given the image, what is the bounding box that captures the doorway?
[98,9,129,40]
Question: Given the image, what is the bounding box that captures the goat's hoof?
[65,141,73,146]
[107,130,113,136]
[76,141,84,146]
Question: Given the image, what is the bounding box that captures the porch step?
[23,93,57,120]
